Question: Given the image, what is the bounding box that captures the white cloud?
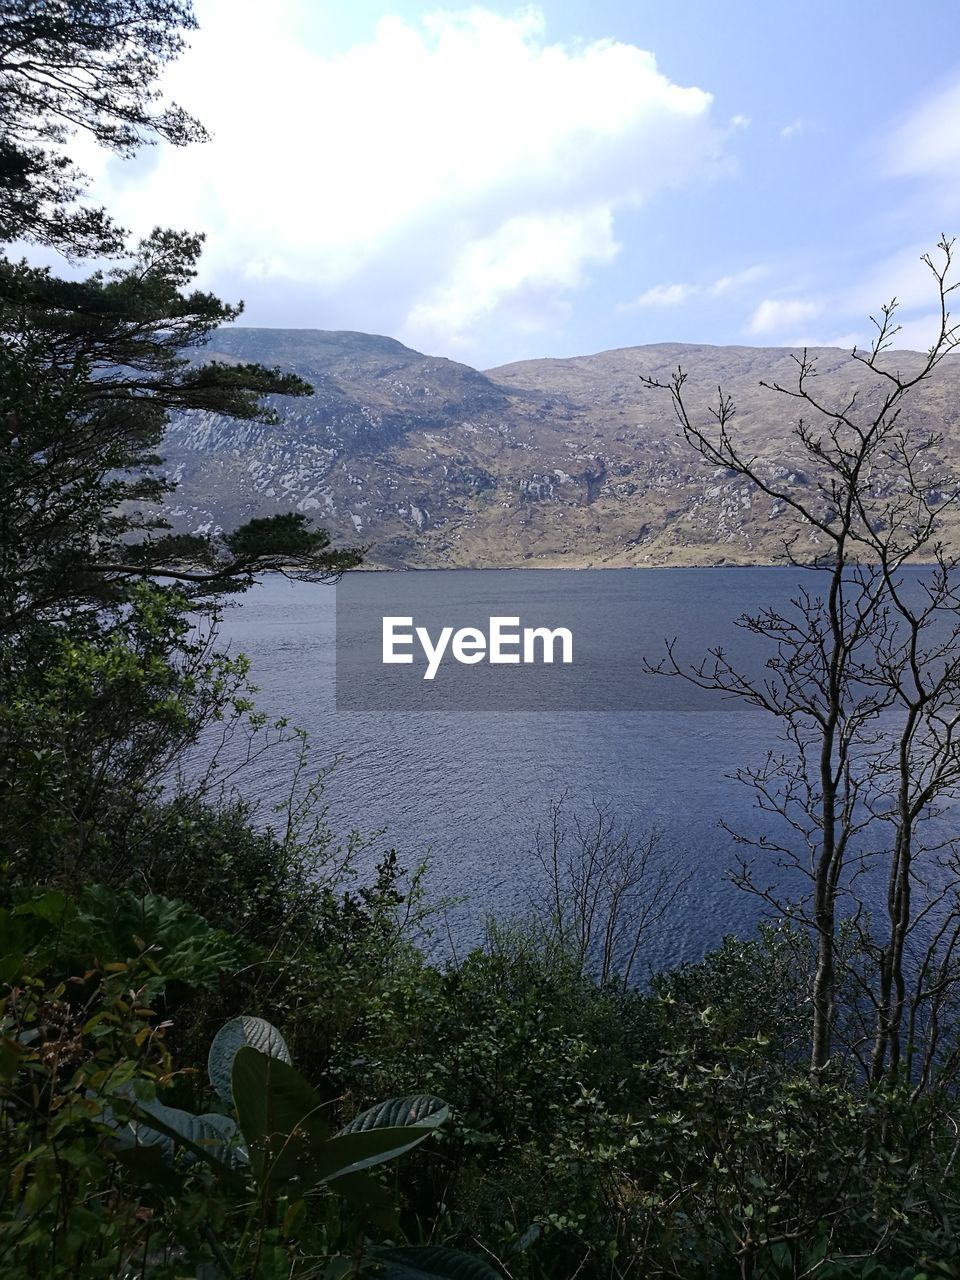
[781,330,862,351]
[874,77,960,240]
[730,113,751,129]
[87,0,723,360]
[822,332,865,351]
[885,79,960,178]
[793,319,957,356]
[749,241,960,354]
[405,207,619,348]
[779,117,810,140]
[748,297,821,335]
[881,312,955,354]
[620,264,766,312]
[621,281,696,309]
[708,265,767,295]
[823,242,959,353]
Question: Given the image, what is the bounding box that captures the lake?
[200,566,956,976]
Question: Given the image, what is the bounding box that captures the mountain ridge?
[160,329,960,567]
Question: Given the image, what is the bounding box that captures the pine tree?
[0,2,362,642]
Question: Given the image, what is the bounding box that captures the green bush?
[0,888,498,1279]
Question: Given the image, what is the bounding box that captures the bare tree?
[530,794,678,990]
[642,236,960,1079]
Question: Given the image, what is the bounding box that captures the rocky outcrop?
[160,331,960,567]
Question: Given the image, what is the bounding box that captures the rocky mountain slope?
[160,329,960,567]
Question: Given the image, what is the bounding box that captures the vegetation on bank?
[4,2,960,1277]
[4,748,960,1278]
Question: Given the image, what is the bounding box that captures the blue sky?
[79,0,960,367]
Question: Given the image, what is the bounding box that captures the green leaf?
[209,1015,291,1103]
[231,1046,330,1182]
[0,952,25,985]
[12,891,71,926]
[367,1246,501,1280]
[76,886,245,990]
[510,1224,540,1255]
[230,1051,440,1190]
[0,904,51,970]
[101,1087,246,1182]
[314,1125,440,1183]
[0,1037,26,1083]
[340,1095,449,1135]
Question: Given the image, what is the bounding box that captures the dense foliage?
[5,838,960,1277]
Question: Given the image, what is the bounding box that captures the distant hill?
[160,329,960,567]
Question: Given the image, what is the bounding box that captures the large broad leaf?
[231,1050,442,1189]
[208,1015,291,1104]
[367,1246,501,1280]
[317,1095,450,1184]
[139,1100,236,1159]
[313,1125,440,1183]
[11,890,71,927]
[340,1095,449,1135]
[106,1090,246,1172]
[231,1046,330,1183]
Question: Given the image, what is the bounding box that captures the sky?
[71,0,960,369]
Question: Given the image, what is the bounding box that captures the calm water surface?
[203,567,949,973]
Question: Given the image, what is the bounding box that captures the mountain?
[160,329,960,567]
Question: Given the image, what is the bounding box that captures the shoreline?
[351,558,944,573]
